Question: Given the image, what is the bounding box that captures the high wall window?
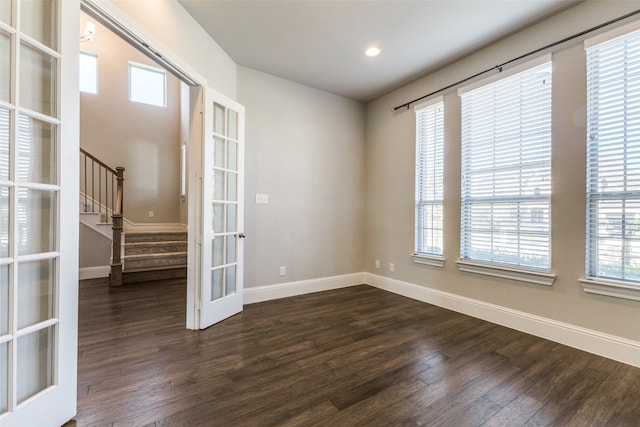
[128,61,166,107]
[586,26,640,284]
[414,97,444,257]
[459,57,552,271]
[79,51,97,94]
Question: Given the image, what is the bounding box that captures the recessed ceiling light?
[365,46,381,57]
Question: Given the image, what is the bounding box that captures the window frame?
[414,96,445,267]
[128,61,166,108]
[79,50,98,94]
[581,20,640,301]
[456,54,555,286]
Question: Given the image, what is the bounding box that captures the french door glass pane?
[0,108,9,180]
[0,187,9,257]
[0,30,9,102]
[212,237,222,267]
[226,235,236,264]
[227,172,237,201]
[17,114,57,184]
[18,188,56,255]
[226,203,236,232]
[225,265,236,295]
[214,137,224,168]
[0,265,9,334]
[20,0,57,49]
[20,42,57,117]
[0,0,10,25]
[213,203,223,234]
[17,259,54,329]
[17,326,54,404]
[214,103,224,135]
[212,268,222,300]
[0,342,6,414]
[227,141,237,171]
[213,170,224,200]
[227,109,237,140]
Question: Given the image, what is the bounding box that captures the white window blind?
[415,98,444,256]
[586,27,640,283]
[460,61,552,271]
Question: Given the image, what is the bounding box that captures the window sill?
[579,278,640,302]
[456,260,556,286]
[412,254,445,268]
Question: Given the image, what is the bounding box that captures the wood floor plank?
[66,278,640,427]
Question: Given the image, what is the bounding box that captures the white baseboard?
[123,221,187,233]
[364,272,640,368]
[243,272,367,304]
[79,266,110,280]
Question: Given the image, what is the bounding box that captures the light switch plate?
[256,193,269,204]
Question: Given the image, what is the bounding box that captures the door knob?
[238,233,246,239]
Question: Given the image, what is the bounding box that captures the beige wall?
[80,11,181,224]
[79,224,111,268]
[109,0,236,100]
[238,67,366,287]
[365,1,640,342]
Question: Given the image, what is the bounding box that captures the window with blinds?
[586,27,640,283]
[459,60,552,271]
[415,98,444,256]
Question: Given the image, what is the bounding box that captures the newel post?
[109,167,125,287]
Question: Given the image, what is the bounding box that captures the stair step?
[124,241,188,255]
[124,252,187,271]
[125,231,187,244]
[122,266,187,284]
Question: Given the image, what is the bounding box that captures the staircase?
[122,231,187,284]
[80,148,186,286]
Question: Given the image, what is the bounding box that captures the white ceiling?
[178,0,581,102]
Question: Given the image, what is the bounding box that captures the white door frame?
[79,0,225,330]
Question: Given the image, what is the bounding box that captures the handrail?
[80,147,117,175]
[79,148,125,286]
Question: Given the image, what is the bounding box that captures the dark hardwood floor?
[64,278,640,426]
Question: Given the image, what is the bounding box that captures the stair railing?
[79,148,125,286]
[110,167,125,287]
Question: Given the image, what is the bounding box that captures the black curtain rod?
[393,8,640,112]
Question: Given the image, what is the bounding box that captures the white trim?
[456,259,556,286]
[243,273,367,304]
[365,273,640,368]
[123,221,187,233]
[79,265,110,280]
[241,271,640,367]
[458,53,552,95]
[413,95,444,112]
[412,254,445,268]
[584,18,640,49]
[579,277,640,302]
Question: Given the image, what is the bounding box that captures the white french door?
[0,0,79,426]
[199,87,244,329]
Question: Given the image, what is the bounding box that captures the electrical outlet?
[389,262,395,272]
[148,210,154,218]
[375,260,380,269]
[279,266,286,276]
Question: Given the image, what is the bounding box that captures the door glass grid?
[1,0,60,417]
[210,102,239,301]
